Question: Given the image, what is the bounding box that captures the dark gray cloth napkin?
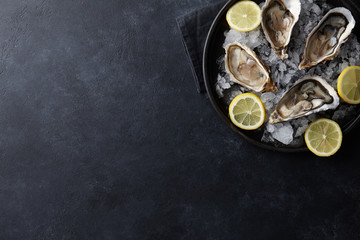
[176,1,227,93]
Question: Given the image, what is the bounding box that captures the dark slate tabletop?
[1,0,360,239]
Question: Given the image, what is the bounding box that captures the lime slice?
[229,93,266,130]
[226,1,262,32]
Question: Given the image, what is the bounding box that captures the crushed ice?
[216,0,360,146]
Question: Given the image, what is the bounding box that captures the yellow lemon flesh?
[229,93,266,130]
[337,66,360,104]
[226,1,262,32]
[304,118,342,157]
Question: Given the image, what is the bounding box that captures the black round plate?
[203,0,360,152]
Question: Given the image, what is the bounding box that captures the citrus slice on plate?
[304,118,342,157]
[226,1,262,32]
[229,93,265,130]
[337,66,360,104]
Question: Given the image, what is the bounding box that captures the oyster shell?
[299,7,356,70]
[261,0,301,60]
[269,75,339,124]
[225,42,277,92]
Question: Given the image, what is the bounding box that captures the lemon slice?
[337,66,360,104]
[229,93,265,130]
[226,1,262,32]
[304,118,342,157]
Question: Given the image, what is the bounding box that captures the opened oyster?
[269,75,339,124]
[225,42,277,92]
[299,7,356,70]
[261,0,301,60]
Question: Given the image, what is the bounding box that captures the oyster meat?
[225,42,277,92]
[269,75,339,124]
[299,7,356,70]
[261,0,301,60]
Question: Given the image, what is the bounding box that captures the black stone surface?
[0,0,360,239]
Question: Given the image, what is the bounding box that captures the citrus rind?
[226,1,262,32]
[337,66,360,104]
[228,93,266,130]
[304,118,342,157]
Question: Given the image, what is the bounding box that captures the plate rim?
[202,0,360,152]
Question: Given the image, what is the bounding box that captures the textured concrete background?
[0,0,360,239]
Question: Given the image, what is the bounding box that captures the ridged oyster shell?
[225,42,277,92]
[299,7,356,70]
[269,75,339,124]
[261,0,301,60]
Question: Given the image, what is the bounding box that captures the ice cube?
[338,61,350,74]
[278,62,287,72]
[268,51,278,62]
[272,123,294,145]
[291,51,300,65]
[349,57,356,66]
[267,124,276,133]
[333,109,346,121]
[261,92,276,110]
[216,85,224,98]
[261,92,276,102]
[311,4,322,15]
[295,124,309,138]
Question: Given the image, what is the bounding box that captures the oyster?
[225,42,277,92]
[261,0,301,60]
[299,7,356,70]
[269,75,339,124]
